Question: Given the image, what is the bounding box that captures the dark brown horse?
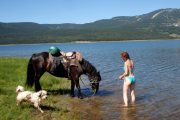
[26,52,101,98]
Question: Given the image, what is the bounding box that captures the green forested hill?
[0,8,180,44]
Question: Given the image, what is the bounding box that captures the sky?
[0,0,179,24]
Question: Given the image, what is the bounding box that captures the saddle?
[64,51,83,63]
[48,51,83,79]
[63,51,83,72]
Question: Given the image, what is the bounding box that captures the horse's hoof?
[78,96,83,99]
[70,95,75,97]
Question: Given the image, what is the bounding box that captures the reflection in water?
[119,105,137,120]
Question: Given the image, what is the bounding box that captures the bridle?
[79,76,99,97]
[90,79,99,84]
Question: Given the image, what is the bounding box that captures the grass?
[0,57,82,120]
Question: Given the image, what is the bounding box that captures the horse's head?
[81,59,101,94]
[89,71,101,94]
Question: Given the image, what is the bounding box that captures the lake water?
[1,40,180,120]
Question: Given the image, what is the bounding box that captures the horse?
[26,52,101,98]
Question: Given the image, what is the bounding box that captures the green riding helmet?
[49,46,61,56]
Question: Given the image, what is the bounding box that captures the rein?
[79,77,96,97]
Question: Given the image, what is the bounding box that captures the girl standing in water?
[119,52,136,107]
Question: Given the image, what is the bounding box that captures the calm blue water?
[1,40,180,119]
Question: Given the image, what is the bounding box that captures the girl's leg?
[123,79,130,106]
[130,84,136,104]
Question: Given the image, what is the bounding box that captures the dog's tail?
[26,56,35,87]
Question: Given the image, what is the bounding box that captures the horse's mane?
[80,58,98,76]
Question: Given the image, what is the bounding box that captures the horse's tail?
[26,56,35,87]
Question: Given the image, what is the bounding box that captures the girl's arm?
[119,62,128,80]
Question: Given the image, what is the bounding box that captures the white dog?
[16,85,47,113]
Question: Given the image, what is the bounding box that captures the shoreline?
[0,39,180,46]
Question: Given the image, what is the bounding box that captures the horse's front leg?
[70,79,75,97]
[74,79,83,99]
[70,66,83,99]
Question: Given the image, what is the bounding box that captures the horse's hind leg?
[35,76,41,91]
[34,71,44,91]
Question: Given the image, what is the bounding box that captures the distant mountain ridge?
[0,8,179,44]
